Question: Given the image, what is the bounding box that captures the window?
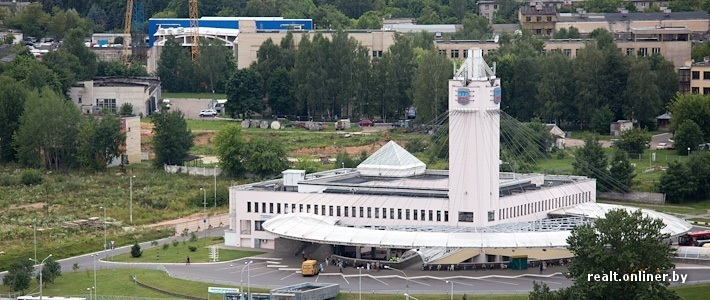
[262,203,266,213]
[692,71,700,80]
[398,209,402,219]
[372,50,383,58]
[436,211,441,221]
[344,206,349,217]
[535,29,542,35]
[575,49,579,56]
[78,97,82,104]
[546,29,552,35]
[96,99,117,113]
[547,16,552,22]
[652,47,660,54]
[494,5,498,9]
[247,202,252,213]
[451,49,459,58]
[563,49,571,57]
[255,202,259,213]
[692,87,700,94]
[704,88,710,95]
[292,204,296,213]
[458,212,474,222]
[255,221,265,231]
[704,72,710,80]
[285,204,289,213]
[322,205,326,215]
[329,206,333,216]
[637,48,648,57]
[429,210,433,221]
[367,207,372,218]
[270,203,274,213]
[405,209,410,220]
[488,211,495,222]
[352,206,356,217]
[390,208,395,219]
[413,210,418,220]
[421,210,425,221]
[438,49,446,55]
[382,208,386,218]
[360,207,364,218]
[307,204,311,213]
[277,203,281,214]
[313,205,317,215]
[336,206,341,216]
[625,48,634,56]
[526,16,531,22]
[444,211,449,222]
[463,50,468,58]
[299,204,303,213]
[485,4,489,9]
[375,207,379,218]
[536,16,541,22]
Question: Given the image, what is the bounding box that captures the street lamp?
[384,265,408,299]
[688,147,691,156]
[100,206,107,259]
[32,224,37,263]
[87,287,94,300]
[214,165,218,208]
[247,260,253,300]
[445,281,454,300]
[92,254,97,297]
[129,175,135,224]
[30,254,52,300]
[239,261,252,298]
[357,267,363,300]
[200,187,207,238]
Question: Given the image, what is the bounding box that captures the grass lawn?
[162,92,227,99]
[110,236,263,263]
[673,283,710,299]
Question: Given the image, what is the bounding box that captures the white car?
[656,142,667,150]
[199,109,217,117]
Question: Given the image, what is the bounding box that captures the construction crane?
[189,0,200,61]
[123,0,133,65]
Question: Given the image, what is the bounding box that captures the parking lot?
[164,98,216,119]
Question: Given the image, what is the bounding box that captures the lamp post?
[239,261,252,298]
[30,254,52,300]
[247,260,253,300]
[87,287,91,300]
[100,206,107,259]
[92,254,97,297]
[32,224,37,263]
[688,147,691,156]
[384,266,408,299]
[200,187,207,238]
[214,165,218,208]
[445,281,454,300]
[357,267,363,300]
[129,175,135,224]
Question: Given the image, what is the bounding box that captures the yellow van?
[301,260,319,276]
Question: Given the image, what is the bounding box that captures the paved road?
[651,132,673,150]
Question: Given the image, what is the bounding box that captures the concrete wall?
[598,192,665,205]
[164,165,222,176]
[122,116,142,165]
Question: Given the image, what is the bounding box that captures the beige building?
[120,116,141,166]
[679,61,710,95]
[68,77,161,116]
[556,11,710,40]
[478,1,500,21]
[519,4,557,36]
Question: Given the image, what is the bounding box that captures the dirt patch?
[289,140,405,157]
[141,122,154,152]
[193,132,215,147]
[144,213,205,228]
[9,202,46,210]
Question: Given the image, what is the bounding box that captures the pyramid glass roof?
[356,141,426,177]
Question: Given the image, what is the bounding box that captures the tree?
[659,161,697,203]
[590,105,614,134]
[14,87,82,169]
[214,124,247,177]
[0,76,29,163]
[453,13,492,40]
[86,4,108,32]
[151,110,193,168]
[119,103,134,116]
[38,258,61,286]
[412,50,452,123]
[609,149,635,191]
[76,114,125,171]
[4,3,50,38]
[267,67,293,116]
[616,127,651,155]
[687,152,710,199]
[62,28,98,81]
[674,120,704,155]
[4,55,62,93]
[157,36,197,92]
[225,68,263,118]
[131,242,143,258]
[573,133,610,190]
[669,93,710,141]
[624,58,661,125]
[197,38,235,94]
[564,209,680,299]
[2,259,34,293]
[242,138,289,178]
[584,0,622,12]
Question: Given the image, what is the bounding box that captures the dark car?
[392,120,404,127]
[358,119,374,127]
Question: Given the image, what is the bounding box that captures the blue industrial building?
[147,17,313,47]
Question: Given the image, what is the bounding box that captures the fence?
[173,213,229,237]
[164,165,221,177]
[598,192,665,205]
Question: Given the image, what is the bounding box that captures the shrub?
[172,239,179,247]
[188,246,197,252]
[150,240,158,246]
[20,169,42,186]
[189,232,197,242]
[130,243,142,258]
[72,263,80,271]
[162,243,169,250]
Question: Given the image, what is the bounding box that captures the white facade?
[67,77,161,116]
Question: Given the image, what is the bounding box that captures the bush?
[150,240,158,246]
[188,246,197,252]
[20,169,42,186]
[72,263,80,271]
[162,243,169,250]
[189,232,197,242]
[172,239,179,247]
[130,243,142,258]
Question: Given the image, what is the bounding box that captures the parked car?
[199,109,218,117]
[656,142,667,150]
[392,120,404,127]
[358,119,374,127]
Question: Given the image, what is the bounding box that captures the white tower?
[448,49,501,227]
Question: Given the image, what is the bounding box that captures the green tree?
[669,93,710,141]
[564,209,680,299]
[4,3,50,38]
[674,120,704,156]
[412,50,453,123]
[584,0,622,12]
[609,149,635,191]
[267,67,293,115]
[659,161,697,203]
[131,242,143,258]
[648,54,679,109]
[151,110,193,168]
[311,4,352,29]
[225,68,263,118]
[14,88,82,169]
[535,53,573,124]
[616,127,651,155]
[97,61,149,77]
[4,55,62,93]
[356,10,382,29]
[668,0,701,11]
[41,50,82,92]
[0,76,29,163]
[453,13,492,40]
[624,58,660,125]
[590,105,614,134]
[687,152,710,199]
[38,258,61,286]
[119,103,135,116]
[197,38,235,94]
[76,114,125,171]
[2,259,34,293]
[573,133,610,190]
[63,28,98,81]
[242,138,289,178]
[214,124,247,177]
[86,3,108,32]
[295,157,320,173]
[157,36,196,92]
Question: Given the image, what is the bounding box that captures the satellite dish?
[493,35,499,43]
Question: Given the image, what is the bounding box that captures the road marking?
[341,274,350,284]
[251,270,278,278]
[371,276,389,286]
[281,272,297,280]
[471,277,519,286]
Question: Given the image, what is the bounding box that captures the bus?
[678,230,710,246]
[301,260,319,276]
